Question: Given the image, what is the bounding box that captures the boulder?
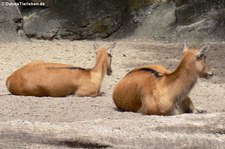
[22,0,126,40]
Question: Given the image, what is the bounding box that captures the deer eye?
[108,53,112,58]
[197,54,206,60]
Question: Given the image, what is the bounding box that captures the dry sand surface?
[0,40,225,148]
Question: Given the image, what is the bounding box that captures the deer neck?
[165,56,198,102]
[91,54,107,87]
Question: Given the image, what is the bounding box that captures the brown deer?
[6,43,116,97]
[113,42,213,115]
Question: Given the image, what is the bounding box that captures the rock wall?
[117,0,225,42]
[21,0,127,40]
[1,0,225,41]
[173,0,225,42]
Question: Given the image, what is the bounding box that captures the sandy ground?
[0,40,225,148]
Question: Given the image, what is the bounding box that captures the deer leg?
[76,90,100,97]
[90,92,104,97]
[138,96,173,115]
[182,97,207,113]
[75,84,100,97]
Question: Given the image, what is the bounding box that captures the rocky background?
[1,0,225,41]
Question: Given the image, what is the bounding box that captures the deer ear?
[93,43,99,50]
[196,43,210,58]
[183,41,188,51]
[107,42,116,54]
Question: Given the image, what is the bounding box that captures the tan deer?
[6,43,116,97]
[113,42,213,115]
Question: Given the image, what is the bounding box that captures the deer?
[6,42,116,97]
[112,42,213,115]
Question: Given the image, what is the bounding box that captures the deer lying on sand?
[6,43,116,97]
[113,42,213,115]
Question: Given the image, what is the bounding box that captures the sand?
[0,40,224,148]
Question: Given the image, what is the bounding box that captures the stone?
[22,0,126,40]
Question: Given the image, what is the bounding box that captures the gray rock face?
[0,0,26,42]
[126,0,225,42]
[1,0,225,41]
[22,0,126,40]
[127,2,177,40]
[174,0,225,42]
